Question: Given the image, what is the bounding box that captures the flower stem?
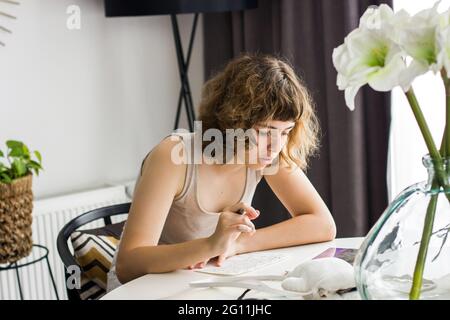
[405,89,448,189]
[441,69,450,157]
[441,130,447,158]
[409,135,446,299]
[405,88,450,300]
[410,188,438,300]
[405,89,439,159]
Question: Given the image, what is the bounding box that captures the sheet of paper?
[194,251,289,276]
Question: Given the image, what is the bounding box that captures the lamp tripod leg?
[171,13,198,131]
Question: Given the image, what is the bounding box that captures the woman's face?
[246,120,295,170]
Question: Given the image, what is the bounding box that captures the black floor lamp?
[104,0,258,132]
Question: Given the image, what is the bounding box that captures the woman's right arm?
[115,137,256,284]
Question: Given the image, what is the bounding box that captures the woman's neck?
[202,158,247,175]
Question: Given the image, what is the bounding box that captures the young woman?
[106,54,336,292]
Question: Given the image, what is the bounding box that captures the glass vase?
[354,155,450,299]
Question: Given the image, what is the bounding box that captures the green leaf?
[22,144,30,157]
[12,159,27,177]
[26,164,35,173]
[29,160,43,169]
[26,161,43,176]
[9,146,25,158]
[34,150,42,163]
[28,160,42,168]
[7,141,26,158]
[0,150,3,158]
[6,140,23,149]
[0,173,12,183]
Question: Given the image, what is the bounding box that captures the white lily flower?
[359,4,396,31]
[438,27,450,76]
[393,2,442,90]
[333,27,405,111]
[437,8,450,76]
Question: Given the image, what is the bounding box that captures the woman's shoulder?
[141,135,186,174]
[139,135,188,198]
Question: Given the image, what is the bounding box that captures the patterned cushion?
[70,221,125,300]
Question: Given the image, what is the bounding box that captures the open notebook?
[193,247,358,277]
[193,251,289,276]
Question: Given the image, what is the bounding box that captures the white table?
[102,237,364,300]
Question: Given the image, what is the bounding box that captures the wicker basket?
[0,174,33,264]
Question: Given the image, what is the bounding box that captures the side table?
[0,244,59,300]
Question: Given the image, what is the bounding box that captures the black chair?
[56,202,131,300]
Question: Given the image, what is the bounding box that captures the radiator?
[0,185,131,300]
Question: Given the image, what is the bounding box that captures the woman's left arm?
[237,164,336,254]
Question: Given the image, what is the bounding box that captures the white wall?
[0,0,204,199]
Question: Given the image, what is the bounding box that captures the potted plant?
[0,140,42,264]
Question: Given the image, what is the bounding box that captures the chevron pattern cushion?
[70,221,125,300]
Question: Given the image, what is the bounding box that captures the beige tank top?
[155,132,263,244]
[106,132,263,292]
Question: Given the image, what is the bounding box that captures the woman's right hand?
[187,202,259,269]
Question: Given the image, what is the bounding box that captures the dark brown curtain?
[202,0,392,237]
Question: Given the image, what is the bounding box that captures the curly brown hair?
[198,53,320,170]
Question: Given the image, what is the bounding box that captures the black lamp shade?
[104,0,258,17]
